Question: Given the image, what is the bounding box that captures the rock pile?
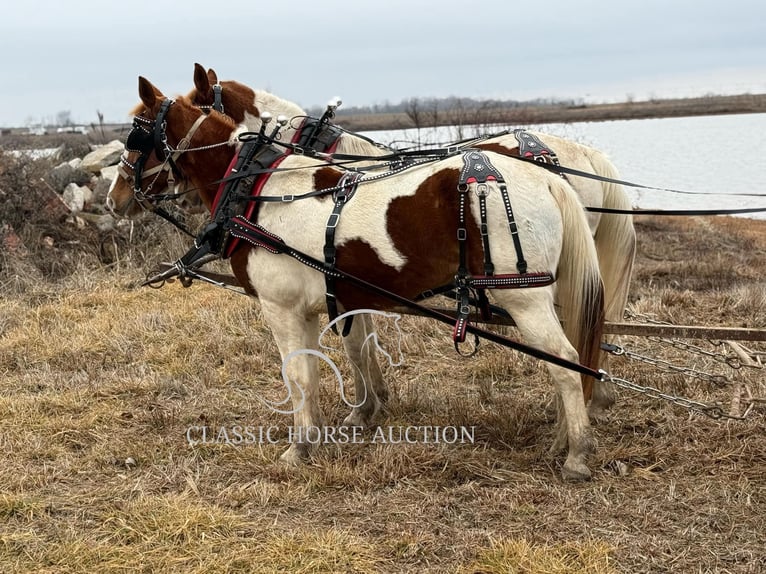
[40,139,125,230]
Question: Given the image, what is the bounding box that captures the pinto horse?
[108,77,605,480]
[188,64,635,414]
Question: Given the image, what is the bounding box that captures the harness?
[209,149,555,351]
[204,114,346,260]
[451,151,554,354]
[323,171,364,335]
[292,116,344,154]
[131,103,556,355]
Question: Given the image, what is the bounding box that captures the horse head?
[107,76,237,217]
[188,63,306,139]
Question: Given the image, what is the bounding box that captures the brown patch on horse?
[476,142,520,157]
[333,168,484,310]
[312,167,345,201]
[229,246,258,296]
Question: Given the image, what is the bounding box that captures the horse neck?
[181,125,239,211]
[246,90,307,140]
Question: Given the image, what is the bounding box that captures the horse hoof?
[587,404,611,424]
[279,444,310,466]
[561,461,592,482]
[342,411,373,429]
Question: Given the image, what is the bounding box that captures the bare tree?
[56,110,73,127]
[404,97,423,147]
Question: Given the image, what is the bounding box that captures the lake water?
[361,113,766,220]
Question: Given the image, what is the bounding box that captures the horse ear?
[193,63,210,92]
[207,68,219,85]
[138,76,163,109]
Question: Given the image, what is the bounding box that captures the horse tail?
[585,149,636,323]
[548,176,605,400]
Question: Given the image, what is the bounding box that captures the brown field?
[1,193,765,570]
[336,93,766,131]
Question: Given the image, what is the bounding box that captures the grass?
[1,214,765,573]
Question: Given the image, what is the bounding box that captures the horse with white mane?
[187,63,635,414]
[107,77,606,480]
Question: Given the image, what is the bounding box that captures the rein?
[241,132,766,214]
[147,215,604,382]
[225,217,605,381]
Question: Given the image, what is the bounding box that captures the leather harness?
[138,112,560,349]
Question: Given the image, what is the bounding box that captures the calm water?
[362,113,766,220]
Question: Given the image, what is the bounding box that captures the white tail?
[547,176,606,398]
[585,149,636,323]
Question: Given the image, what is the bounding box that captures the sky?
[1,0,765,128]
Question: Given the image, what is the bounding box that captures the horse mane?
[334,132,389,157]
[252,89,305,122]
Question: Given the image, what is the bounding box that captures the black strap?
[498,183,527,274]
[586,205,766,216]
[212,84,224,114]
[323,172,363,337]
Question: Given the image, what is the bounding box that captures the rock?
[80,140,124,173]
[62,182,93,214]
[77,212,116,232]
[40,187,72,222]
[0,223,28,256]
[100,164,119,183]
[48,161,92,192]
[91,177,113,207]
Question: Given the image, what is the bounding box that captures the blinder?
[121,99,181,199]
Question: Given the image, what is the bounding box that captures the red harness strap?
[212,152,291,259]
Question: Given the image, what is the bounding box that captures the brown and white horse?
[108,77,605,480]
[188,64,635,414]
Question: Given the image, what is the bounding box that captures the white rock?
[100,164,119,183]
[81,140,124,173]
[62,183,93,213]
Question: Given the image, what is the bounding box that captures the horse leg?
[259,300,324,465]
[340,314,387,428]
[495,291,595,481]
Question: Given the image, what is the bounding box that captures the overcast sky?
[1,0,764,127]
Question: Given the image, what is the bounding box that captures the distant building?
[56,126,89,134]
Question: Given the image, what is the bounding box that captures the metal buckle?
[327,213,340,229]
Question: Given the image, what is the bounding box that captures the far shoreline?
[334,93,766,132]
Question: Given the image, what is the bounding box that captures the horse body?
[108,77,605,480]
[189,64,634,412]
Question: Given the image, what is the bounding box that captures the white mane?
[247,90,307,141]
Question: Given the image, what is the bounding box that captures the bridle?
[117,99,218,222]
[118,99,202,205]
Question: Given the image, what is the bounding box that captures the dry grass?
[1,215,765,573]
